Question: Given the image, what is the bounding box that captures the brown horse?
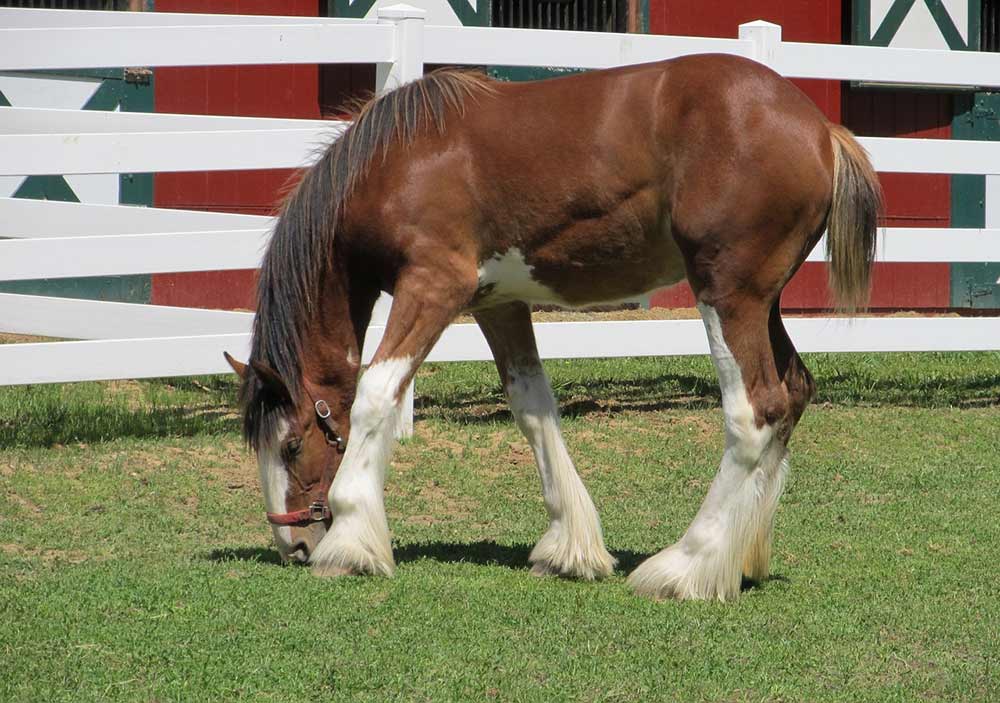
[224,53,881,601]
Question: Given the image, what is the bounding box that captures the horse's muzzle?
[278,522,327,564]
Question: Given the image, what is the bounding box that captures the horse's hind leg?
[475,302,616,579]
[310,267,477,578]
[629,298,814,601]
[743,303,814,583]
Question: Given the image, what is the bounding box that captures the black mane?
[238,70,494,449]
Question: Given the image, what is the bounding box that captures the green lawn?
[1,353,998,702]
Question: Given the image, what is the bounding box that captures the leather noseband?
[264,393,345,527]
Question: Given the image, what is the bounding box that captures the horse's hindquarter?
[658,55,836,299]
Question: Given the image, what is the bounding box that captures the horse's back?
[343,55,836,309]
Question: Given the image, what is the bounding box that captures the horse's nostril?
[287,541,310,564]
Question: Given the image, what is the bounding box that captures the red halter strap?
[266,475,333,526]
[264,390,344,527]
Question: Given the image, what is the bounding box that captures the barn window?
[492,0,628,33]
[983,0,1000,51]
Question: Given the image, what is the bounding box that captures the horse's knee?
[350,358,412,431]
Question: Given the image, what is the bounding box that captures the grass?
[1,352,998,701]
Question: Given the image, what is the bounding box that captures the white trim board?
[0,128,332,176]
[0,198,272,238]
[0,8,372,28]
[2,317,997,386]
[0,293,251,340]
[0,106,335,135]
[806,228,1000,263]
[0,23,394,71]
[0,230,269,281]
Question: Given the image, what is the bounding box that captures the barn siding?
[151,0,321,310]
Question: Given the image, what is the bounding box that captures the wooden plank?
[0,106,334,134]
[2,317,998,385]
[861,137,1000,175]
[0,230,269,281]
[0,198,271,238]
[0,7,368,28]
[0,293,250,339]
[424,26,754,68]
[805,228,1000,263]
[0,23,393,71]
[0,128,333,176]
[777,40,1000,89]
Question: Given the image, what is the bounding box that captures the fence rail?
[1,7,998,395]
[2,316,997,387]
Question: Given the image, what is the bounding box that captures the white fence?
[1,7,999,393]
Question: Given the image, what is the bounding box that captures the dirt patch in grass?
[0,542,91,564]
[4,490,43,515]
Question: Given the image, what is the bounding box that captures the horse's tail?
[826,123,883,312]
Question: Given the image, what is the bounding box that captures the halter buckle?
[314,399,331,419]
[309,501,328,522]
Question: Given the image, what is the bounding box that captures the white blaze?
[258,418,293,551]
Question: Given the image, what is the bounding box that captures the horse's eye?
[282,437,302,461]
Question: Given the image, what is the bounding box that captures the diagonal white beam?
[0,230,269,281]
[0,293,251,340]
[0,198,272,238]
[0,127,335,176]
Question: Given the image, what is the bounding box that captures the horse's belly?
[469,239,686,310]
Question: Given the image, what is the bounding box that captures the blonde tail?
[827,124,883,311]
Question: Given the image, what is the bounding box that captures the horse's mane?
[240,69,495,449]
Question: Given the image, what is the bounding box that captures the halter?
[264,388,346,527]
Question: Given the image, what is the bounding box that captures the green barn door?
[951,91,1000,308]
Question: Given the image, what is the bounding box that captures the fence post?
[376,4,426,94]
[738,20,781,67]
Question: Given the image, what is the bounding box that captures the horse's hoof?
[628,544,739,602]
[528,547,616,581]
[310,562,358,578]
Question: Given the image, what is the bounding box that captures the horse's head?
[224,352,350,564]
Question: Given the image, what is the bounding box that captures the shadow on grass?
[395,540,651,576]
[205,542,793,595]
[0,406,240,448]
[206,546,284,566]
[5,354,996,448]
[740,573,790,594]
[417,373,723,426]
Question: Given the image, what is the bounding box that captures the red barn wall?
[152,0,321,310]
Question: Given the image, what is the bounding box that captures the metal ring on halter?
[314,399,331,419]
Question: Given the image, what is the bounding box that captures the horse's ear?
[249,359,293,405]
[223,352,248,379]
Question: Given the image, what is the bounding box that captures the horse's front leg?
[475,302,616,580]
[310,266,477,578]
